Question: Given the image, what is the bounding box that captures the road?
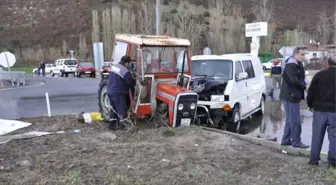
[0,71,328,152]
[0,75,99,119]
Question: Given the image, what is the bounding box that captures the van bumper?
[197,100,234,109]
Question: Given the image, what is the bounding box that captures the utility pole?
[156,0,160,35]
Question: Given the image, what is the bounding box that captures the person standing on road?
[279,47,309,149]
[307,56,336,168]
[107,55,136,130]
[268,58,282,97]
[40,61,46,77]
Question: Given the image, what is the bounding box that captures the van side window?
[235,61,243,77]
[242,60,255,78]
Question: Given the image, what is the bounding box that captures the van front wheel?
[227,107,241,133]
[255,97,265,116]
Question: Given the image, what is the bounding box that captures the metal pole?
[5,53,10,72]
[156,0,160,35]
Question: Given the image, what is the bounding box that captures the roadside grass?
[326,168,336,181]
[2,67,34,74]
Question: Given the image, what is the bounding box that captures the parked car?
[100,61,111,78]
[52,58,78,77]
[32,63,56,74]
[190,53,267,132]
[76,62,96,78]
[262,58,283,70]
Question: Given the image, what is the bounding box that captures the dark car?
[76,62,96,78]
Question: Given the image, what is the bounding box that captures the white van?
[190,53,267,131]
[52,58,78,77]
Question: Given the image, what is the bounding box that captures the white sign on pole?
[245,22,268,37]
[245,22,268,57]
[0,51,16,70]
[250,37,260,57]
[203,47,211,55]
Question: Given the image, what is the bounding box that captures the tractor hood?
[156,83,192,98]
[189,77,227,101]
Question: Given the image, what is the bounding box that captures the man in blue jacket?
[268,58,282,97]
[107,55,136,130]
[279,47,309,149]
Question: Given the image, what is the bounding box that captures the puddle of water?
[245,101,329,153]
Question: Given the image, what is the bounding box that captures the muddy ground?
[0,115,335,185]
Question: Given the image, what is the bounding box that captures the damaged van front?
[190,55,234,129]
[190,54,266,132]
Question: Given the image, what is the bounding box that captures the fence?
[0,71,26,87]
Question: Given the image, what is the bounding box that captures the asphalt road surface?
[0,75,98,119]
[0,72,328,152]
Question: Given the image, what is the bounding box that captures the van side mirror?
[236,72,248,80]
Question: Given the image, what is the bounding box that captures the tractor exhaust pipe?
[177,50,186,87]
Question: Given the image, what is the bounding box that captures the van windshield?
[64,60,77,65]
[192,59,233,80]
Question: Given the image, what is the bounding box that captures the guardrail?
[0,71,26,87]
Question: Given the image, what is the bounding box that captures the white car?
[190,53,267,132]
[262,58,283,70]
[52,58,78,77]
[32,63,56,74]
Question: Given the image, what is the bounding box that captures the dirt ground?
[0,115,335,185]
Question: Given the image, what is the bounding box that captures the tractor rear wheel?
[98,78,110,122]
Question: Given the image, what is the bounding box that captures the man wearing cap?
[307,56,336,168]
[280,47,309,149]
[107,55,136,130]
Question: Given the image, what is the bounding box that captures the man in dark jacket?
[279,47,309,148]
[307,56,336,168]
[40,61,46,77]
[107,55,136,130]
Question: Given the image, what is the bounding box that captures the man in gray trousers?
[280,47,309,149]
[307,56,336,168]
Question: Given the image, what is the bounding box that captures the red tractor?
[98,34,198,127]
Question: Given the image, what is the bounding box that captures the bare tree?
[317,9,331,45]
[208,0,246,54]
[252,0,274,53]
[91,10,100,44]
[173,1,203,53]
[138,0,155,34]
[78,33,88,61]
[102,8,112,60]
[284,26,312,46]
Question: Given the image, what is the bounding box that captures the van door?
[234,61,249,116]
[242,60,260,113]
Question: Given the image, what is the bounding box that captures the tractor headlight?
[178,103,184,111]
[190,103,196,110]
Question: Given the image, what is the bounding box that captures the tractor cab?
[98,34,198,127]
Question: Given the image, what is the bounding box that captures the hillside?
[0,0,335,65]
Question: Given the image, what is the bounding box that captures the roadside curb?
[0,81,45,92]
[20,93,97,100]
[200,126,327,160]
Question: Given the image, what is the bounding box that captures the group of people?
[36,61,46,77]
[269,47,335,168]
